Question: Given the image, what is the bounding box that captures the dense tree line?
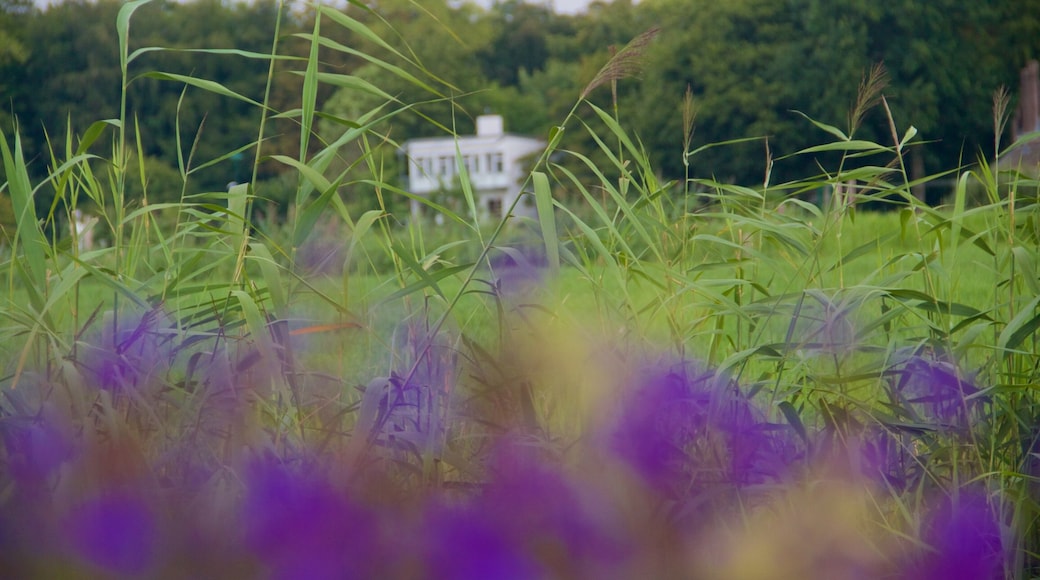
[1,0,1037,213]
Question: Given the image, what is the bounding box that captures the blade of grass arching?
[128,46,294,66]
[302,34,443,99]
[357,180,471,229]
[586,102,656,180]
[1012,246,1040,297]
[141,73,265,108]
[66,259,151,311]
[790,110,850,142]
[270,154,334,194]
[299,10,321,171]
[692,180,765,205]
[345,209,383,260]
[690,233,774,262]
[318,4,410,64]
[793,139,893,156]
[825,235,895,274]
[41,263,90,318]
[575,132,667,262]
[555,204,629,301]
[1,128,49,295]
[382,239,469,303]
[696,210,813,256]
[554,155,644,258]
[295,184,343,252]
[532,171,559,276]
[117,0,153,71]
[75,119,120,157]
[301,72,394,101]
[185,141,258,175]
[317,6,456,93]
[267,154,345,250]
[998,295,1040,358]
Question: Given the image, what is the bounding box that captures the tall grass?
[0,2,1037,577]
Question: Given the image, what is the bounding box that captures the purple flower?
[78,306,173,392]
[65,491,157,575]
[892,355,983,429]
[910,491,1004,580]
[840,428,917,491]
[605,362,797,500]
[241,458,379,580]
[2,411,76,490]
[423,503,542,580]
[478,436,627,573]
[489,244,547,298]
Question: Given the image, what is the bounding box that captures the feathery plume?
[581,27,661,100]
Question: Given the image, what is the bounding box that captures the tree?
[632,0,805,184]
[0,0,32,134]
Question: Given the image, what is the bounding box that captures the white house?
[401,114,545,221]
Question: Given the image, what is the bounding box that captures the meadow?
[1,2,1039,578]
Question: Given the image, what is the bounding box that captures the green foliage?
[3,1,1040,576]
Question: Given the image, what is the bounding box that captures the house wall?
[402,115,544,221]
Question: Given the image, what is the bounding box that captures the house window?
[486,152,506,174]
[438,156,453,177]
[413,157,430,176]
[488,197,503,217]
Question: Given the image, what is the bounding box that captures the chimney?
[476,114,504,137]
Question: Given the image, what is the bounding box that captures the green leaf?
[76,120,120,156]
[249,243,286,314]
[118,0,154,69]
[797,140,891,155]
[998,295,1040,355]
[532,171,559,276]
[304,72,394,101]
[141,72,263,108]
[778,401,809,446]
[300,12,321,165]
[0,128,49,291]
[791,110,848,141]
[380,263,471,304]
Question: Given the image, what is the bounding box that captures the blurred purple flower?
[242,458,379,580]
[489,244,547,298]
[423,502,543,580]
[479,436,627,573]
[606,362,797,500]
[893,356,984,429]
[2,412,76,490]
[79,306,174,392]
[911,491,1004,580]
[812,422,922,494]
[65,491,157,575]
